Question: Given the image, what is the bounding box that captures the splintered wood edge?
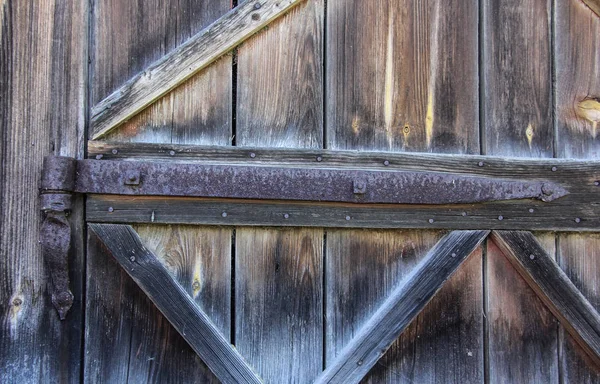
[491,230,600,368]
[90,0,306,140]
[88,224,263,384]
[314,230,489,384]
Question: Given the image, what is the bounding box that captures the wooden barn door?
[76,0,600,383]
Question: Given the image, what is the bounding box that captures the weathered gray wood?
[0,0,86,382]
[482,0,553,157]
[558,234,600,383]
[315,230,488,384]
[491,231,600,368]
[90,0,306,139]
[88,224,262,384]
[486,234,559,383]
[234,1,324,381]
[86,194,599,232]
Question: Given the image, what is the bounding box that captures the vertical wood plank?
[326,0,479,153]
[236,228,323,383]
[235,1,324,382]
[85,225,230,383]
[483,0,557,380]
[0,0,86,382]
[325,0,481,382]
[558,234,600,383]
[556,2,600,381]
[93,0,231,145]
[486,234,559,383]
[86,1,232,381]
[482,0,553,157]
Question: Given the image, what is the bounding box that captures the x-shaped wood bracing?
[89,224,600,384]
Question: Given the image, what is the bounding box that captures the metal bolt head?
[316,156,323,162]
[498,215,504,221]
[253,2,261,9]
[383,160,390,166]
[250,152,256,158]
[222,212,228,218]
[192,281,201,290]
[529,208,535,213]
[595,181,600,186]
[451,253,457,258]
[129,256,136,262]
[575,217,581,223]
[95,154,103,160]
[345,215,351,221]
[108,207,114,213]
[541,183,554,196]
[529,254,536,260]
[353,180,367,194]
[551,166,557,172]
[478,161,484,167]
[111,149,118,155]
[12,298,22,306]
[428,218,434,223]
[461,212,467,217]
[169,150,176,156]
[284,213,290,219]
[357,360,363,366]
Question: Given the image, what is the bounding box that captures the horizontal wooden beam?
[88,224,262,384]
[314,230,489,384]
[491,230,600,368]
[87,195,599,231]
[90,0,305,140]
[86,142,600,231]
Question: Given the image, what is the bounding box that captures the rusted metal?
[74,159,569,204]
[39,156,76,320]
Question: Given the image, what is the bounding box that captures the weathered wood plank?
[92,0,232,145]
[0,0,86,382]
[236,228,323,383]
[326,0,479,153]
[90,0,306,139]
[558,234,600,383]
[86,1,234,381]
[88,224,262,384]
[316,230,488,384]
[583,0,600,17]
[556,1,600,380]
[491,231,600,368]
[482,0,553,157]
[86,194,600,232]
[486,234,559,383]
[555,0,600,158]
[234,1,324,381]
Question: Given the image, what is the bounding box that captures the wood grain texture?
[556,1,600,380]
[482,0,553,157]
[86,2,235,381]
[92,0,232,145]
[234,1,324,382]
[486,233,559,383]
[583,0,600,17]
[318,230,487,384]
[326,0,479,153]
[558,234,600,383]
[89,224,262,384]
[236,0,323,147]
[91,0,306,140]
[492,231,600,369]
[0,0,86,382]
[236,228,323,383]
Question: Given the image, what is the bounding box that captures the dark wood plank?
[235,228,323,383]
[491,231,600,368]
[326,0,478,153]
[0,0,86,382]
[486,234,559,383]
[88,224,262,384]
[234,1,324,382]
[90,0,306,139]
[316,230,488,383]
[482,0,553,157]
[558,234,600,383]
